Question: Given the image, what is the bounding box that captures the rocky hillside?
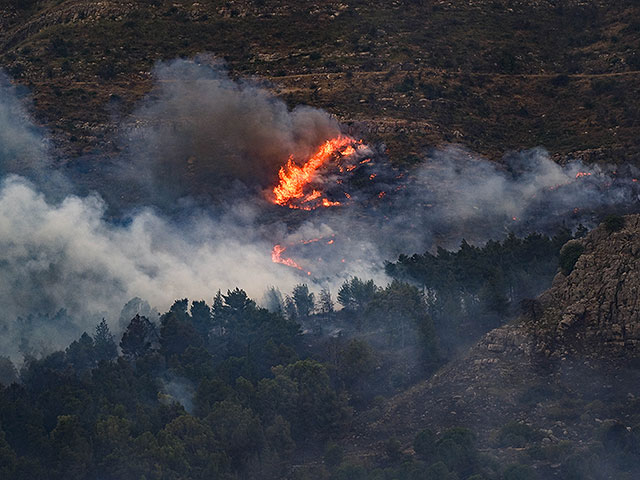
[531,215,640,359]
[346,215,640,476]
[0,0,639,166]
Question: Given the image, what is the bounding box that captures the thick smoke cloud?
[115,57,340,207]
[0,58,639,359]
[0,175,304,358]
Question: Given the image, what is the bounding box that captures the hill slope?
[347,214,640,477]
[0,0,639,165]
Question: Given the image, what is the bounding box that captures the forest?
[0,229,591,480]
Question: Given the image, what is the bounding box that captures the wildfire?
[272,234,339,275]
[272,135,358,210]
[576,172,592,178]
[271,244,303,270]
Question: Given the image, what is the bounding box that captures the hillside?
[0,0,639,166]
[345,214,640,478]
[2,3,640,479]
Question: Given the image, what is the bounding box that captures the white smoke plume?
[0,175,304,358]
[0,58,639,359]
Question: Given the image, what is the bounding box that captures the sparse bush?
[97,63,117,80]
[502,464,535,480]
[560,453,591,480]
[385,437,403,463]
[551,74,570,87]
[548,398,583,421]
[324,443,343,470]
[49,37,70,57]
[495,421,542,448]
[414,428,437,460]
[396,76,415,93]
[604,214,625,233]
[591,78,615,94]
[559,240,584,275]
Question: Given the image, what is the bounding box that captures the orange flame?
[575,172,592,178]
[322,198,341,207]
[271,244,303,270]
[272,136,356,209]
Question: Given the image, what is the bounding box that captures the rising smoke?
[0,58,638,359]
[113,56,341,208]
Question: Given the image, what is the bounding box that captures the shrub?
[414,428,437,459]
[527,441,572,462]
[604,214,625,233]
[424,461,457,480]
[332,463,367,480]
[503,464,535,480]
[324,443,343,470]
[559,240,584,275]
[384,437,403,463]
[495,422,542,448]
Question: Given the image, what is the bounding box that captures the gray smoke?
[0,72,47,174]
[382,146,640,251]
[0,58,639,359]
[115,56,340,207]
[280,146,640,278]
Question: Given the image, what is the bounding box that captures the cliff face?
[532,215,640,359]
[349,216,640,472]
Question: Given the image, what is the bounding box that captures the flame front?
[271,244,303,271]
[271,135,366,274]
[272,136,356,210]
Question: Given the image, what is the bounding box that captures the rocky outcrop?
[530,215,640,359]
[349,216,640,467]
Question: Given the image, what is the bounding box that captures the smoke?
[113,56,340,208]
[0,72,47,175]
[280,146,640,277]
[0,72,68,198]
[380,146,640,251]
[160,375,195,414]
[0,58,639,358]
[0,175,304,358]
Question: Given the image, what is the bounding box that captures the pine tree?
[191,300,212,338]
[319,288,334,317]
[94,319,118,362]
[212,290,225,330]
[120,315,157,359]
[66,333,95,371]
[292,284,315,319]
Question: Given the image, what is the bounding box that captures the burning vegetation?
[272,135,367,210]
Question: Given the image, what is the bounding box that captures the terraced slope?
[0,0,639,165]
